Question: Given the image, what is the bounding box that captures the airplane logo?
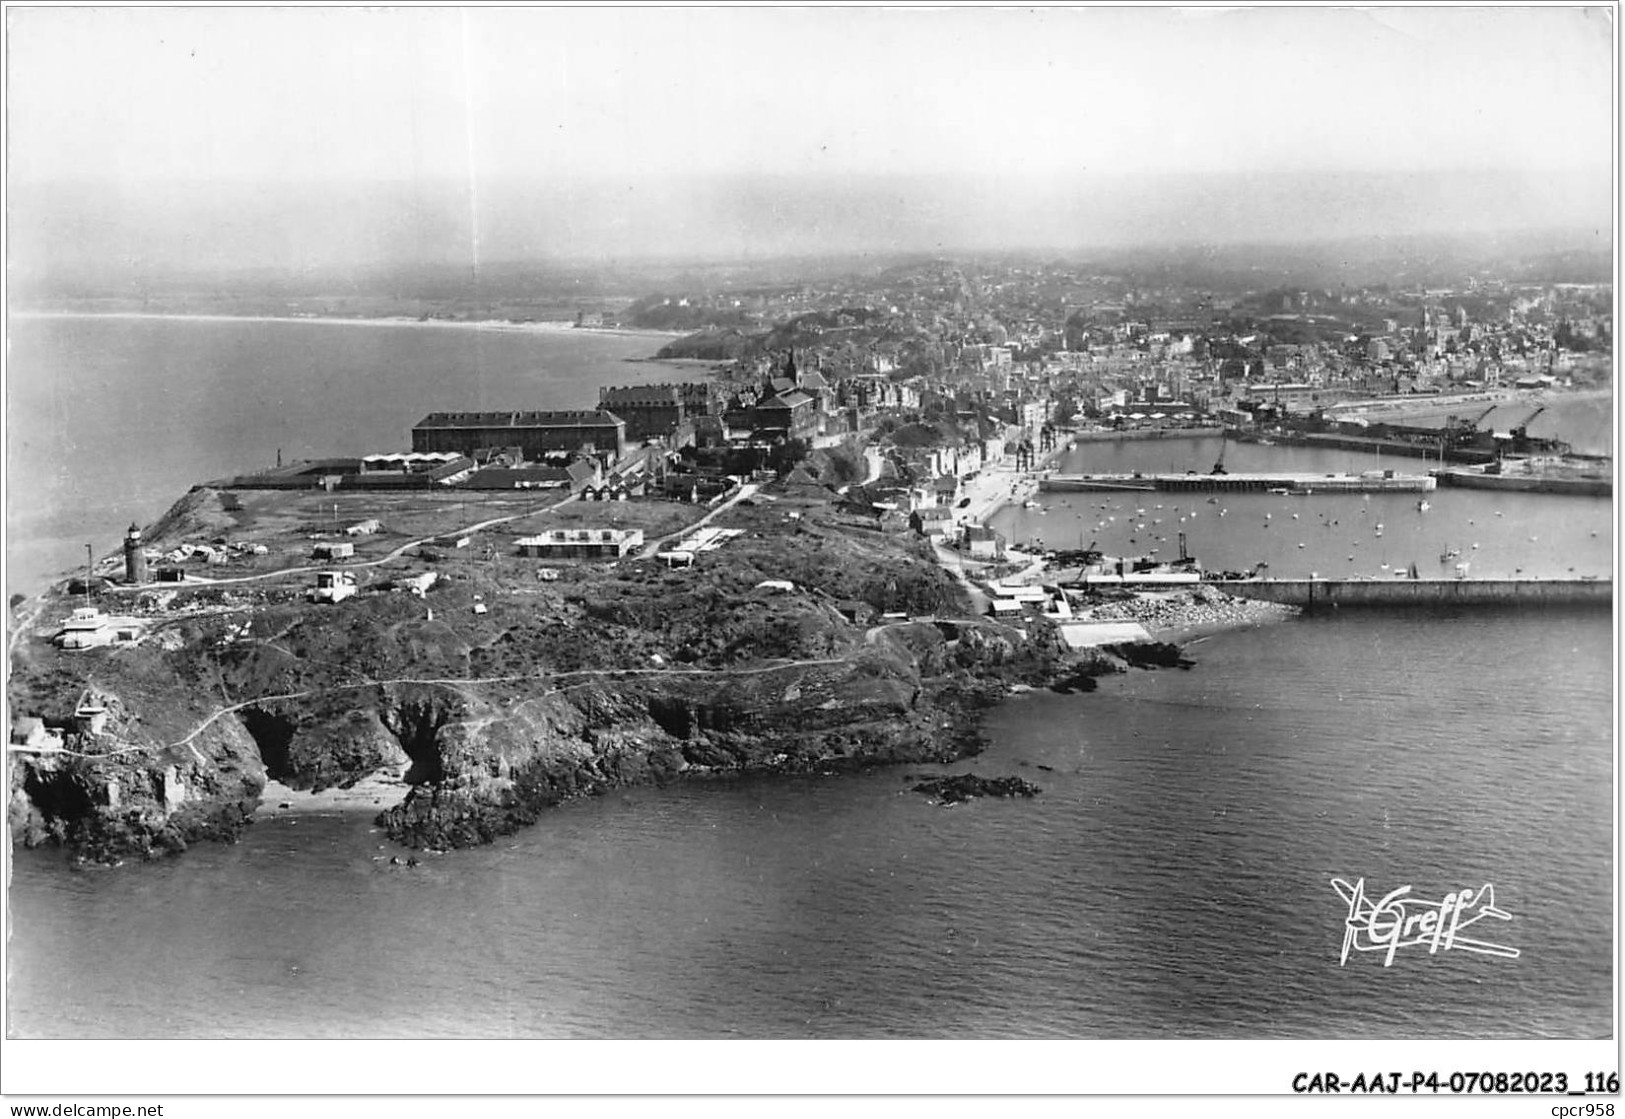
[1332,877,1520,967]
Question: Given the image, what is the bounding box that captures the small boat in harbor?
[1417,499,1431,512]
[1440,547,1461,562]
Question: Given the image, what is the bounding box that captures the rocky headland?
[8,474,1283,864]
[6,483,1097,861]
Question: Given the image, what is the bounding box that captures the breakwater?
[1209,577,1611,610]
[1433,469,1612,497]
[1235,430,1497,464]
[1041,471,1436,494]
[1071,428,1216,443]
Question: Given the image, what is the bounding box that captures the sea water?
[7,612,1611,1039]
[990,436,1612,581]
[4,314,679,596]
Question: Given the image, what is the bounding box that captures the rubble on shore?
[1071,586,1299,641]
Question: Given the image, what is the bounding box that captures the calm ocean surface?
[5,315,678,597]
[3,316,1615,1039]
[992,435,1614,582]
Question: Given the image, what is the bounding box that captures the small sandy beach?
[256,766,411,817]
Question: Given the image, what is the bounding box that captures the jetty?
[1432,468,1612,497]
[1040,470,1436,494]
[1071,427,1216,443]
[1209,577,1611,611]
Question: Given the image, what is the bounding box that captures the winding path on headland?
[637,484,759,558]
[11,649,859,763]
[156,651,857,757]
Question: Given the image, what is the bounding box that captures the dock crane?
[1513,403,1546,434]
[1444,403,1499,448]
[1211,435,1229,475]
[1509,404,1564,455]
[1069,540,1103,582]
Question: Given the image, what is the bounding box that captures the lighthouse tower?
[123,523,148,585]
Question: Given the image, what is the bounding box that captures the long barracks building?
[599,383,726,442]
[412,410,627,460]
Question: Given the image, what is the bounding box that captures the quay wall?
[1042,472,1436,494]
[1434,471,1612,498]
[1235,431,1497,464]
[1071,428,1216,443]
[1210,577,1612,609]
[965,441,1073,525]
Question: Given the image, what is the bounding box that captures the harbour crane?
[1516,403,1546,430]
[1444,404,1499,448]
[1211,435,1229,475]
[1070,540,1103,582]
[1509,404,1563,455]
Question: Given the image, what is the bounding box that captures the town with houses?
[38,256,1618,615]
[324,255,1612,553]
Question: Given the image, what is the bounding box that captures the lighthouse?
[123,523,148,585]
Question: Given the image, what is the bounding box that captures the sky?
[5,5,1616,274]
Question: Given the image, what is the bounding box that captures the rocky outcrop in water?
[911,773,1041,805]
[1105,641,1196,670]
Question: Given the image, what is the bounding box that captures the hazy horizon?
[7,7,1614,287]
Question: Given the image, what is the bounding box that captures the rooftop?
[415,410,625,430]
[516,529,644,546]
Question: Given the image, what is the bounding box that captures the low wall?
[1210,577,1612,609]
[1434,471,1612,497]
[1072,428,1216,442]
[1042,471,1435,494]
[1236,431,1497,464]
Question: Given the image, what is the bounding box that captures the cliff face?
[8,493,1066,861]
[8,686,267,863]
[372,652,998,850]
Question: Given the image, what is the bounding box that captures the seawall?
[1071,428,1216,443]
[1236,430,1498,464]
[1210,577,1612,610]
[1042,471,1436,494]
[1434,470,1612,497]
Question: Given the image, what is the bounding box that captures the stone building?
[598,383,724,442]
[412,410,626,461]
